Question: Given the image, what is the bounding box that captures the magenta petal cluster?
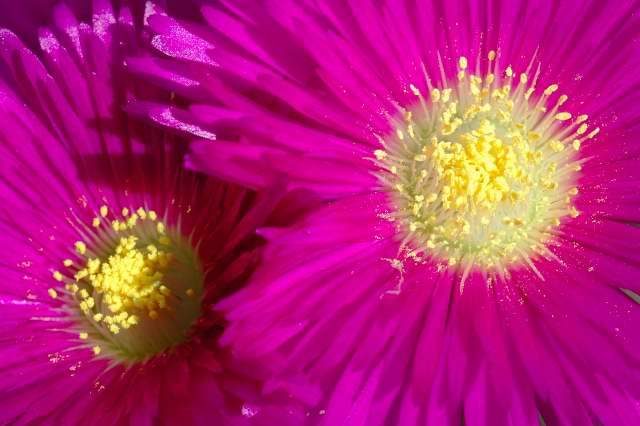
[137,1,640,425]
[0,2,305,425]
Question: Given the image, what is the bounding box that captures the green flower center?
[376,52,598,278]
[49,206,203,363]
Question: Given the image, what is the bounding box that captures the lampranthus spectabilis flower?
[0,2,306,424]
[136,1,640,424]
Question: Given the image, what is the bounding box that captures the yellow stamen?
[431,88,441,103]
[376,53,587,274]
[519,73,527,85]
[544,84,559,95]
[74,241,87,255]
[576,123,588,135]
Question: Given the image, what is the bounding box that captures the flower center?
[49,206,203,362]
[376,52,599,277]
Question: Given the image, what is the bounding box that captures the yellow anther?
[544,84,559,95]
[459,56,468,70]
[53,271,63,282]
[572,140,581,150]
[577,114,588,123]
[558,95,568,105]
[79,332,88,340]
[87,258,100,274]
[48,288,58,299]
[157,222,166,234]
[528,131,542,141]
[554,112,572,121]
[74,241,87,255]
[74,270,87,283]
[148,211,158,221]
[550,140,565,152]
[99,205,108,218]
[519,73,528,84]
[430,88,441,102]
[568,187,579,195]
[63,259,73,267]
[407,125,416,139]
[569,206,580,218]
[92,217,101,228]
[488,50,496,61]
[505,66,513,77]
[136,208,147,219]
[525,88,535,100]
[121,208,129,217]
[576,124,588,135]
[93,313,103,322]
[587,128,600,138]
[127,213,139,229]
[470,82,481,96]
[396,128,405,140]
[404,111,413,122]
[92,346,101,355]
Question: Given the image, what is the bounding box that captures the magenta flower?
[138,1,640,424]
[0,2,305,424]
